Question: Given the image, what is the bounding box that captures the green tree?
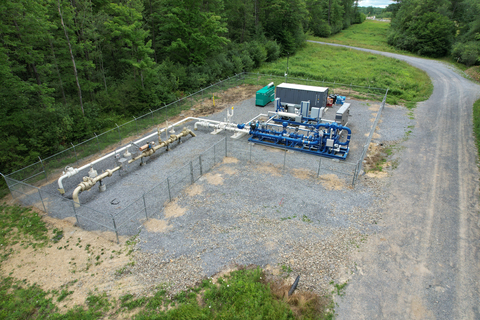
[388,0,456,57]
[156,0,229,65]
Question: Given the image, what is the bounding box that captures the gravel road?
[308,41,480,319]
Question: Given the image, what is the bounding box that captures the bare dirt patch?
[221,167,238,175]
[368,104,381,111]
[365,132,381,139]
[317,174,345,190]
[163,199,187,218]
[222,157,239,164]
[254,163,282,177]
[365,171,388,178]
[185,184,204,197]
[143,218,172,233]
[203,172,224,185]
[363,143,387,172]
[0,214,137,310]
[165,85,261,125]
[292,168,314,180]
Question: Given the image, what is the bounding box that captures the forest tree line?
[0,0,364,176]
[387,0,480,64]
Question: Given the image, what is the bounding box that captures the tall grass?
[256,42,433,107]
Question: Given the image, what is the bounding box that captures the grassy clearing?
[0,204,333,319]
[308,20,472,78]
[307,20,400,54]
[256,42,433,108]
[473,99,480,160]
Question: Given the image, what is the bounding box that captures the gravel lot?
[112,91,414,296]
[11,86,414,296]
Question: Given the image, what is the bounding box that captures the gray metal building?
[276,83,329,109]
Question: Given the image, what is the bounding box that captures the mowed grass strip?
[256,42,433,108]
[307,20,398,53]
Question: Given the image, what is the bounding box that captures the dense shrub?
[388,12,455,57]
[452,41,480,66]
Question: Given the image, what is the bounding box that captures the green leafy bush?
[452,41,480,67]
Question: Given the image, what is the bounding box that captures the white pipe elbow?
[72,186,82,207]
[58,167,79,194]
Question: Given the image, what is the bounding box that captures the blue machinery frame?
[239,121,351,160]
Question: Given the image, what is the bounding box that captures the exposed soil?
[143,218,172,233]
[203,172,224,185]
[0,212,139,311]
[292,168,314,180]
[163,199,187,218]
[465,66,480,82]
[222,156,240,164]
[362,142,387,172]
[317,174,345,190]
[254,163,282,177]
[185,184,204,197]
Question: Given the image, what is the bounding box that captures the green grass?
[256,42,433,108]
[307,20,399,53]
[473,99,480,160]
[0,204,49,253]
[308,20,471,81]
[0,204,332,319]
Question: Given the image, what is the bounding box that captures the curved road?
[308,41,480,319]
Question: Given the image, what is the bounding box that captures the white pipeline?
[72,128,196,207]
[58,117,203,194]
[60,111,279,195]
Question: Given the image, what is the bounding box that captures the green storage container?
[255,83,275,107]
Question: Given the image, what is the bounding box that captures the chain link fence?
[2,72,388,242]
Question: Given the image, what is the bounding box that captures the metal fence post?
[0,173,14,199]
[115,123,122,145]
[149,109,154,126]
[71,142,79,166]
[167,177,172,202]
[37,188,47,213]
[283,149,287,170]
[199,155,203,176]
[94,133,101,154]
[214,144,216,164]
[111,216,120,244]
[190,161,194,184]
[249,143,252,162]
[38,156,47,181]
[225,137,227,157]
[317,158,322,178]
[143,194,148,220]
[133,116,139,136]
[72,201,79,225]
